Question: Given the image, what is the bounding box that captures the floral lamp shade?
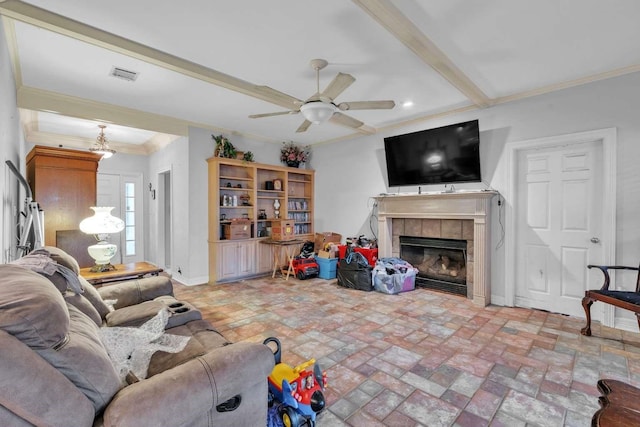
[79,207,125,272]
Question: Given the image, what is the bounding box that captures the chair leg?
[636,313,640,333]
[581,296,595,336]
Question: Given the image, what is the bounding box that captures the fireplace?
[400,236,468,296]
[374,191,496,306]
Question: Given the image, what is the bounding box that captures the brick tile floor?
[173,276,640,426]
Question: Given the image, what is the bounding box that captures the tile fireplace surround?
[375,191,497,306]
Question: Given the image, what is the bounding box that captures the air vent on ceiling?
[110,66,139,82]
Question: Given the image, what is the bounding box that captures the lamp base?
[89,263,117,273]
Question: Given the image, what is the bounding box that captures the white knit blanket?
[99,308,190,384]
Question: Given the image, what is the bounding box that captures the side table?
[260,239,304,280]
[80,261,163,286]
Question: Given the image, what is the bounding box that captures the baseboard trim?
[173,275,209,286]
[615,318,639,333]
[490,295,506,306]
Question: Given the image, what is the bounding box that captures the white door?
[97,173,144,264]
[96,174,123,264]
[515,141,603,317]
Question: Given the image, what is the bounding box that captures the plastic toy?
[264,337,327,427]
[291,257,319,280]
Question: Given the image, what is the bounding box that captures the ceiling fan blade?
[296,120,312,133]
[329,112,364,129]
[249,110,298,119]
[254,85,303,109]
[338,100,395,111]
[321,72,355,100]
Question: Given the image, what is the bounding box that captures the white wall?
[0,18,25,262]
[148,136,189,281]
[313,71,640,307]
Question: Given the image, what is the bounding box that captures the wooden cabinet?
[215,240,256,281]
[208,157,314,283]
[26,146,102,247]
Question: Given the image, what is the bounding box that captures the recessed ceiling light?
[402,101,414,108]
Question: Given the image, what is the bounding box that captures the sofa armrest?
[102,341,274,427]
[97,276,174,309]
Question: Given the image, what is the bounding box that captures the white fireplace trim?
[375,191,497,306]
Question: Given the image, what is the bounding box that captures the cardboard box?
[314,232,342,253]
[272,220,295,241]
[317,250,336,259]
[223,219,252,240]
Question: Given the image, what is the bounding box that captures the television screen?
[384,120,481,187]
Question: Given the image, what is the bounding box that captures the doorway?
[97,172,144,264]
[505,128,616,324]
[157,169,172,272]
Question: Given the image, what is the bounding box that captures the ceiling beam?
[0,0,301,110]
[352,0,491,108]
[17,86,192,136]
[16,86,273,146]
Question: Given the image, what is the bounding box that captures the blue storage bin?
[317,257,338,279]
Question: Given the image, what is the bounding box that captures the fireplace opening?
[400,236,468,297]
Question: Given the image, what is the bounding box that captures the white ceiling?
[3,0,640,154]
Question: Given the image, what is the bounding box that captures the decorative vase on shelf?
[287,161,300,168]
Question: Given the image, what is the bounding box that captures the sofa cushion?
[44,246,80,274]
[64,292,102,327]
[0,265,69,350]
[147,319,230,377]
[78,276,112,319]
[0,329,95,427]
[35,304,121,414]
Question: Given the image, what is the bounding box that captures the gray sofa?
[0,247,274,427]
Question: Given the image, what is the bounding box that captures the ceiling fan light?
[300,101,336,124]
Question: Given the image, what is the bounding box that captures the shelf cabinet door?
[216,241,256,280]
[236,241,256,276]
[256,241,276,274]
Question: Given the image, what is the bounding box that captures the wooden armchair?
[581,263,640,336]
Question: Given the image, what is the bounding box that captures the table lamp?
[79,207,125,272]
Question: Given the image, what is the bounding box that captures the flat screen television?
[384,120,481,186]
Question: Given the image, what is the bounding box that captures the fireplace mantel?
[375,191,497,306]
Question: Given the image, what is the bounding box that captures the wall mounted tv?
[384,120,481,186]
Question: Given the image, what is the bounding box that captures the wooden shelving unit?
[207,157,314,283]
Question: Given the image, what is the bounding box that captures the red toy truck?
[291,257,319,280]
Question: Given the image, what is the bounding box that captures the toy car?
[264,337,327,427]
[291,257,319,280]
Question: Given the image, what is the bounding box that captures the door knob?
[590,237,600,244]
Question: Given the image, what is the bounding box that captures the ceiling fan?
[249,59,395,133]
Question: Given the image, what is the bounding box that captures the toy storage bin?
[372,258,418,294]
[337,246,378,267]
[354,247,378,267]
[317,257,338,279]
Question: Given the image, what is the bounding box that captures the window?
[124,182,136,256]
